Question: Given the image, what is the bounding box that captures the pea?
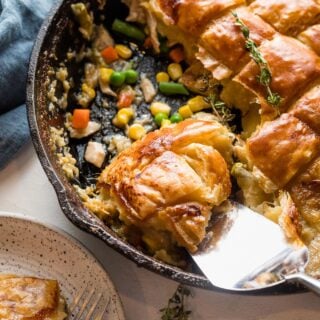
[170,113,183,123]
[125,69,138,84]
[154,112,168,126]
[110,71,126,87]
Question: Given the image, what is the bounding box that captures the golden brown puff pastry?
[98,120,232,252]
[288,158,320,278]
[0,275,66,320]
[298,24,320,56]
[247,114,320,189]
[290,84,320,134]
[199,7,275,79]
[288,156,320,235]
[278,192,303,245]
[305,234,320,278]
[155,0,245,36]
[222,34,320,119]
[249,0,320,37]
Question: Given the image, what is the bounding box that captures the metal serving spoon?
[192,202,320,295]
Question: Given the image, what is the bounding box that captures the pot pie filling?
[47,0,320,275]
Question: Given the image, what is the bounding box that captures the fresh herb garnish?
[205,94,236,130]
[232,12,281,111]
[160,285,192,320]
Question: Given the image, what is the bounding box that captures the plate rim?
[0,210,126,320]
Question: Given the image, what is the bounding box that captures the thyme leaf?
[232,12,281,111]
[160,285,192,320]
[205,94,236,130]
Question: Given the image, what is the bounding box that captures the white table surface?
[0,141,319,319]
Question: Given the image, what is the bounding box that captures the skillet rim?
[26,0,304,295]
[26,0,215,290]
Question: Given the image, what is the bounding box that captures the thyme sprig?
[232,12,281,110]
[160,285,192,320]
[205,94,236,130]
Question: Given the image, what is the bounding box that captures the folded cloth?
[0,0,55,169]
[0,105,29,168]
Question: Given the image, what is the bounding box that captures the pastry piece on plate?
[221,34,320,119]
[98,119,233,253]
[249,0,320,37]
[198,7,276,80]
[298,24,320,57]
[0,274,67,319]
[247,114,320,191]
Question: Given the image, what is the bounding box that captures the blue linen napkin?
[0,0,54,169]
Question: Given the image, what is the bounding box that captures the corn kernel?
[112,115,124,128]
[128,124,146,140]
[113,114,128,128]
[156,72,170,83]
[82,83,96,99]
[115,44,132,59]
[99,68,114,83]
[178,105,193,119]
[150,102,171,116]
[167,63,183,81]
[187,95,209,112]
[118,107,134,119]
[161,119,171,128]
[113,108,134,128]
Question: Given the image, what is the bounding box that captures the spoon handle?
[285,273,320,296]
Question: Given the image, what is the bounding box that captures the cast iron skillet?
[26,0,301,294]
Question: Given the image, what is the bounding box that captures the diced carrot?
[143,36,153,49]
[117,91,134,109]
[101,46,119,64]
[169,46,185,63]
[72,109,90,129]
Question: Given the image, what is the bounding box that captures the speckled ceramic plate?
[0,212,126,320]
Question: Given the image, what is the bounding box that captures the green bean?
[159,82,189,96]
[112,19,145,41]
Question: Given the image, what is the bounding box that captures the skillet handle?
[285,273,320,296]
